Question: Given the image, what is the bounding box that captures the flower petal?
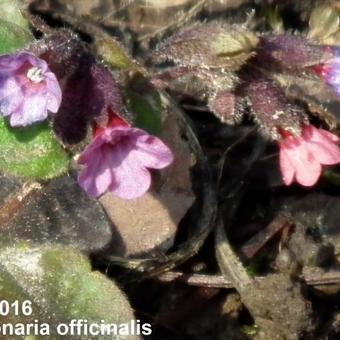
[285,142,322,186]
[306,140,340,165]
[133,133,174,169]
[0,52,33,72]
[327,64,340,95]
[78,147,112,197]
[304,125,340,143]
[108,141,152,199]
[0,90,24,117]
[78,134,108,165]
[0,75,25,104]
[296,161,322,186]
[317,129,340,143]
[45,71,62,113]
[279,145,295,185]
[24,52,48,72]
[10,93,48,126]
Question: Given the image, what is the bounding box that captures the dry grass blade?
[215,216,253,290]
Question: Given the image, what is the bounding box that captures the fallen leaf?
[3,175,112,252]
[0,243,140,339]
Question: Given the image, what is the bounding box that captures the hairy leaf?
[245,76,307,139]
[0,0,32,53]
[0,118,69,179]
[258,34,327,71]
[53,56,124,144]
[96,38,143,73]
[0,243,139,339]
[153,23,258,71]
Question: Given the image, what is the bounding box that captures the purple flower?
[0,52,62,126]
[314,47,340,96]
[77,125,174,199]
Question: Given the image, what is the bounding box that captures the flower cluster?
[0,51,173,199]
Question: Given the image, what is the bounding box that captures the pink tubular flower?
[0,52,62,126]
[279,125,340,186]
[77,121,174,199]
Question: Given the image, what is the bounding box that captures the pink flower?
[77,122,174,199]
[279,125,340,186]
[0,52,62,126]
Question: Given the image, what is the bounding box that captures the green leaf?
[0,19,32,53]
[0,0,30,30]
[0,118,70,179]
[126,90,162,135]
[0,20,31,54]
[0,243,138,339]
[0,0,32,53]
[41,248,135,323]
[96,38,144,73]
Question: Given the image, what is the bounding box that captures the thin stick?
[156,270,340,288]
